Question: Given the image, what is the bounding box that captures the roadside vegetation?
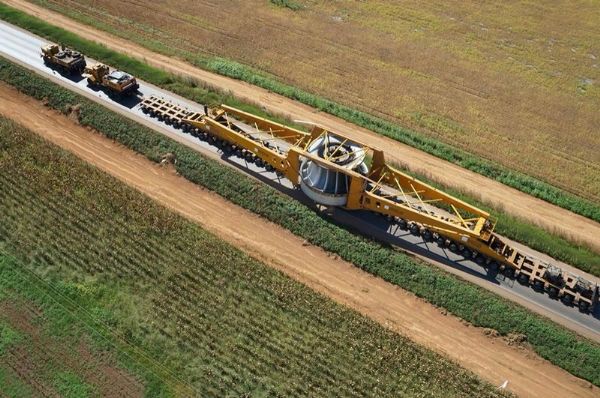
[1,57,598,386]
[2,1,599,223]
[0,116,506,397]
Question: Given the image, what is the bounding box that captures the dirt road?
[1,83,597,398]
[4,0,600,253]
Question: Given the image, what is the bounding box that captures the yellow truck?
[84,63,139,96]
[41,44,86,74]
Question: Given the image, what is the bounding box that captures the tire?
[579,301,589,313]
[422,230,432,241]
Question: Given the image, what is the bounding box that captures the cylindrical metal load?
[299,134,367,206]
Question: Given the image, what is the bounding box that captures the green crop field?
[0,117,507,396]
[0,56,598,387]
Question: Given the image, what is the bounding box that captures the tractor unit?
[41,44,86,74]
[84,63,139,96]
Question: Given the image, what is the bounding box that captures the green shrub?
[270,0,303,11]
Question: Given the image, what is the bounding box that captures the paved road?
[1,20,598,340]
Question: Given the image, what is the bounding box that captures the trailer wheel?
[561,294,574,306]
[486,262,498,273]
[547,286,559,298]
[397,219,407,230]
[422,230,432,241]
[504,267,515,279]
[408,223,418,235]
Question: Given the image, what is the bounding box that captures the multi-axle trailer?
[140,95,599,313]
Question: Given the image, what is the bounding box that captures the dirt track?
[2,83,598,398]
[5,0,600,254]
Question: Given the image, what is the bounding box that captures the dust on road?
[1,83,597,398]
[4,0,600,254]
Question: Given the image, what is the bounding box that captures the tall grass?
[1,57,598,386]
[0,2,598,223]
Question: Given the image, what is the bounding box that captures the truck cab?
[104,70,139,96]
[84,62,139,96]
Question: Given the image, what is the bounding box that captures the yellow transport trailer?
[140,95,599,312]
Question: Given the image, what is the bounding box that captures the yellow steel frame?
[170,102,598,306]
[187,105,495,244]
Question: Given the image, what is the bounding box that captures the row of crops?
[0,56,598,386]
[0,117,504,396]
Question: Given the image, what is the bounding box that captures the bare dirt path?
[1,84,597,398]
[4,0,600,253]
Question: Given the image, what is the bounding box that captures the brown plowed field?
[5,0,600,254]
[1,83,598,398]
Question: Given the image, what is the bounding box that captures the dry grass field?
[31,0,600,201]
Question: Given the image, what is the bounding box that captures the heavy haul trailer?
[140,95,599,312]
[41,44,86,74]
